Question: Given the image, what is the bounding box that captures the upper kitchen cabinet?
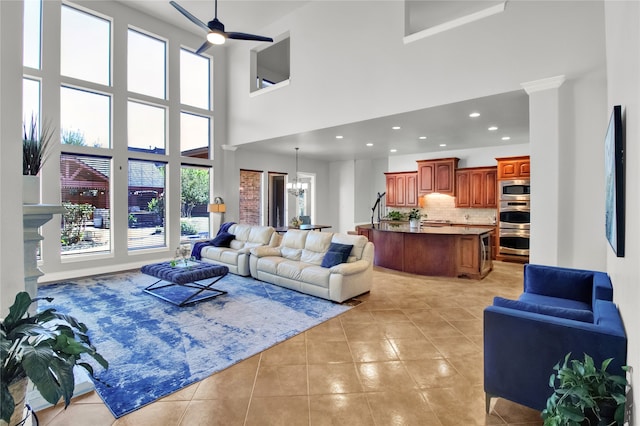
[455,166,497,208]
[496,155,530,180]
[417,158,459,195]
[385,171,418,207]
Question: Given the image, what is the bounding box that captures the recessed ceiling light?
[439,144,447,147]
[392,126,401,130]
[366,143,373,147]
[488,126,498,131]
[335,135,343,139]
[469,112,480,118]
[390,149,397,153]
[501,136,511,141]
[419,136,427,140]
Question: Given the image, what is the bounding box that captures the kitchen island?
[356,223,493,279]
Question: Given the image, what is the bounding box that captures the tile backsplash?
[386,193,497,225]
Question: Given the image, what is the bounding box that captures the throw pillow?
[211,231,235,248]
[321,243,354,268]
[493,296,594,323]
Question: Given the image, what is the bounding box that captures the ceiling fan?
[170,0,273,54]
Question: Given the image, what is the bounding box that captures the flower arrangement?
[170,245,193,267]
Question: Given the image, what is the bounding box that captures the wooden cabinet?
[417,158,459,195]
[455,167,497,208]
[385,171,418,207]
[496,156,530,179]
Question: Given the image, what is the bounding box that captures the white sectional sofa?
[249,230,374,303]
[199,224,280,276]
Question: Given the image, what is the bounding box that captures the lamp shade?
[208,203,226,213]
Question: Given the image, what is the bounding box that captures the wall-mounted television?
[604,105,625,257]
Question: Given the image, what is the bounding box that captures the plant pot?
[22,175,40,204]
[7,377,28,426]
[582,400,619,426]
[409,218,420,228]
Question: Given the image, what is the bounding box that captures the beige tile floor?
[36,261,543,426]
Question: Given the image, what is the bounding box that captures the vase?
[409,218,420,228]
[7,378,28,426]
[22,175,40,204]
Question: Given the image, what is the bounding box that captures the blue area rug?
[38,271,352,418]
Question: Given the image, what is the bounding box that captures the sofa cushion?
[523,264,594,305]
[280,230,309,261]
[493,296,594,323]
[518,293,591,311]
[211,231,235,247]
[248,226,276,245]
[321,243,354,268]
[331,234,368,260]
[301,232,333,265]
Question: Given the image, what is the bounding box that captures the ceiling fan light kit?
[170,0,273,53]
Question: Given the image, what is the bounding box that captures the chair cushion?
[493,296,594,323]
[523,264,594,305]
[518,293,591,311]
[211,231,235,247]
[321,243,353,268]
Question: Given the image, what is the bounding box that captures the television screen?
[604,105,625,257]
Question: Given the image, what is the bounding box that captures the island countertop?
[355,223,493,279]
[358,223,492,236]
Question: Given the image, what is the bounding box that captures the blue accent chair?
[483,264,627,413]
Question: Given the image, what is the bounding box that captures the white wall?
[226,1,607,147]
[604,1,640,422]
[0,0,26,314]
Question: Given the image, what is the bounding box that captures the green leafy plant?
[408,209,424,220]
[180,221,198,236]
[542,353,628,426]
[387,210,403,221]
[61,202,95,245]
[0,292,108,424]
[23,115,53,176]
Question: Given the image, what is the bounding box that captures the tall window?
[180,48,212,158]
[128,29,166,99]
[128,160,166,250]
[22,78,41,125]
[180,49,210,109]
[23,0,42,69]
[60,154,112,256]
[61,5,111,86]
[128,101,166,153]
[60,87,111,148]
[181,166,211,238]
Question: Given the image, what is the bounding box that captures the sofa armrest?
[329,259,370,275]
[250,246,282,258]
[593,271,613,301]
[483,304,627,411]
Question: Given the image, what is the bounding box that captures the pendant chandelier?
[287,147,307,197]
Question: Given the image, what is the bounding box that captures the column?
[521,75,565,266]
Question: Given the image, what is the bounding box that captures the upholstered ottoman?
[141,261,229,306]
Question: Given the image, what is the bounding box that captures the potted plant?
[386,210,403,221]
[22,115,53,203]
[408,209,424,228]
[541,352,628,426]
[1,291,108,425]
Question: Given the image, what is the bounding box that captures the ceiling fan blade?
[169,1,210,33]
[227,32,274,42]
[195,40,212,55]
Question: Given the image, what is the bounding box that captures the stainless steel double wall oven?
[498,180,530,257]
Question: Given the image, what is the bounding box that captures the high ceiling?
[121,0,530,161]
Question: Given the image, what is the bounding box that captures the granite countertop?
[362,223,493,235]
